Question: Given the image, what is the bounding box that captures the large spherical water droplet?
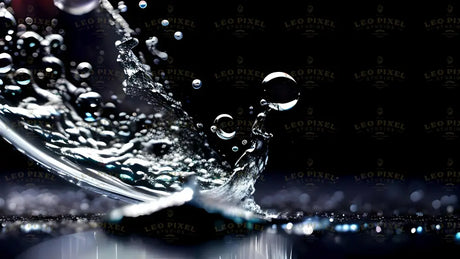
[76,62,93,79]
[14,68,33,86]
[174,31,183,40]
[0,5,16,37]
[76,91,102,122]
[42,56,64,79]
[138,0,147,9]
[0,52,13,74]
[192,79,202,89]
[53,0,100,15]
[211,114,236,140]
[261,72,299,111]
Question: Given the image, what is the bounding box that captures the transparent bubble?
[53,0,100,15]
[232,146,239,152]
[0,5,16,36]
[161,19,169,27]
[3,84,22,98]
[42,56,64,78]
[138,0,147,9]
[192,79,202,89]
[174,31,183,40]
[25,17,33,25]
[18,31,43,52]
[45,34,64,53]
[211,114,236,140]
[76,62,93,79]
[261,72,299,111]
[118,1,127,13]
[14,68,33,86]
[0,52,13,74]
[76,91,102,122]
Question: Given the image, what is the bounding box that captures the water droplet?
[161,19,169,27]
[139,0,147,9]
[42,56,64,79]
[25,17,33,25]
[118,1,127,13]
[53,0,100,15]
[3,84,22,98]
[174,31,183,40]
[76,91,102,122]
[0,5,16,36]
[18,31,43,53]
[45,34,64,53]
[0,52,13,74]
[14,68,32,85]
[76,62,93,79]
[192,79,202,89]
[262,72,299,111]
[211,114,236,140]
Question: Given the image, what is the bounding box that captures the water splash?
[0,0,299,219]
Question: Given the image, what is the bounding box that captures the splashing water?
[0,1,299,218]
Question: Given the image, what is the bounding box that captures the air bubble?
[14,68,33,85]
[118,1,127,13]
[192,79,202,89]
[174,31,183,40]
[211,114,236,140]
[0,52,13,74]
[139,0,147,9]
[76,62,93,79]
[261,72,299,111]
[53,0,100,15]
[161,20,169,27]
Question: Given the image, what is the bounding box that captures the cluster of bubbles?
[0,1,234,202]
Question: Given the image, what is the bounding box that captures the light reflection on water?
[16,230,293,259]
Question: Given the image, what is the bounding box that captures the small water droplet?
[161,19,169,27]
[76,62,93,79]
[118,1,127,12]
[192,79,202,89]
[14,68,32,85]
[42,56,64,79]
[76,91,102,122]
[174,31,183,40]
[139,0,147,9]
